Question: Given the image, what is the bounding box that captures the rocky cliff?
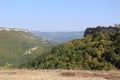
[84,25,120,37]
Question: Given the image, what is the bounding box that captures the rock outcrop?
[0,27,28,32]
[84,25,120,37]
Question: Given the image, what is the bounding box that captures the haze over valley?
[32,31,84,43]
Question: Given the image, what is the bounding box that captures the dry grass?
[0,69,120,80]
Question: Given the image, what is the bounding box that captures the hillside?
[31,31,84,43]
[21,27,120,70]
[0,28,56,68]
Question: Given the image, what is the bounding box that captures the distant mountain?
[31,31,84,43]
[0,28,56,68]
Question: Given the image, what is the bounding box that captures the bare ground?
[0,69,120,80]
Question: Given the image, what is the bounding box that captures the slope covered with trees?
[21,29,120,70]
[0,30,56,68]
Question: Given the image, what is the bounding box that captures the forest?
[21,28,120,70]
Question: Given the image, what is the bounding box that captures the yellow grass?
[0,69,120,80]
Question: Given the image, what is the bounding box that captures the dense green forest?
[21,30,120,70]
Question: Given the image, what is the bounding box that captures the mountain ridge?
[0,27,28,32]
[0,28,56,68]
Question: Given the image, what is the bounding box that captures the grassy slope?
[0,30,55,67]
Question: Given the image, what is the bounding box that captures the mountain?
[0,28,56,68]
[31,31,84,43]
[21,27,120,70]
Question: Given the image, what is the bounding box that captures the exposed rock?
[84,25,120,37]
[0,27,28,32]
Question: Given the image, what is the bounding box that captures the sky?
[0,0,120,32]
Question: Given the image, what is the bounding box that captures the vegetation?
[0,30,56,68]
[21,30,120,70]
[1,70,120,80]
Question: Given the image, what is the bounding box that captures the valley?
[22,26,120,70]
[0,0,120,80]
[32,31,84,43]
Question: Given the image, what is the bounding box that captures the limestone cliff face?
[84,26,120,37]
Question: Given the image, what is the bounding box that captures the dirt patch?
[60,72,76,77]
